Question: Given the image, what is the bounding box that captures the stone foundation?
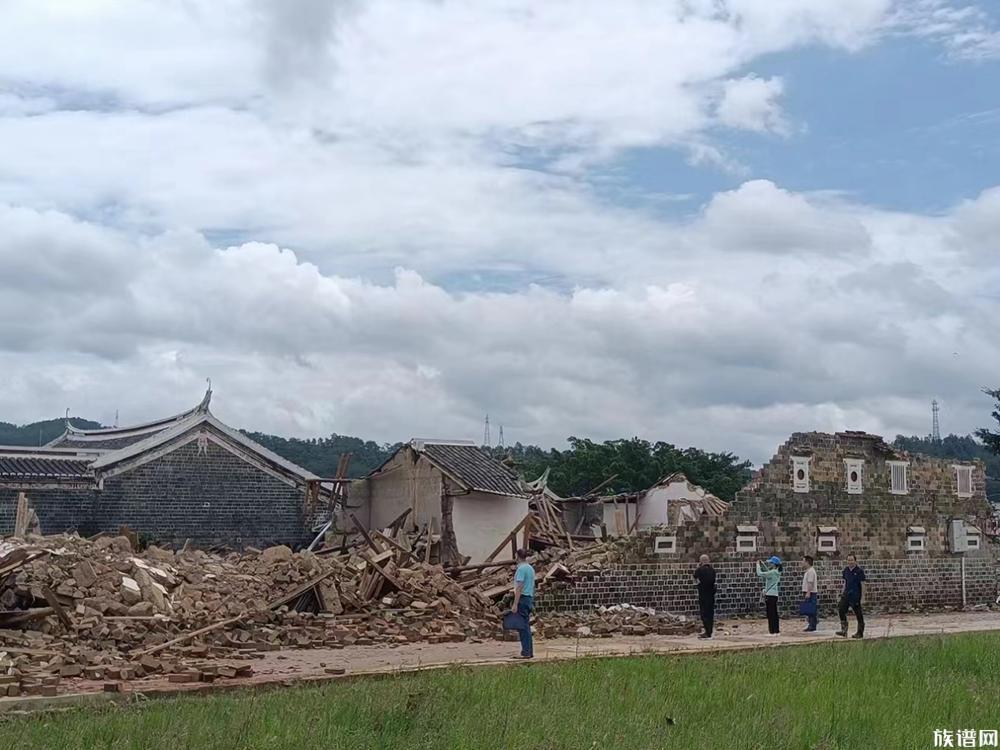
[536,558,999,616]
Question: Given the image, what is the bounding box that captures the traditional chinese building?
[0,389,325,548]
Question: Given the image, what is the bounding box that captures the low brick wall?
[536,558,999,616]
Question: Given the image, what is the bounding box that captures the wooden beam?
[361,553,408,593]
[386,507,412,534]
[483,513,530,563]
[13,493,29,538]
[132,614,247,657]
[267,569,337,610]
[40,586,73,629]
[0,607,54,627]
[371,528,413,565]
[445,560,515,573]
[349,512,382,554]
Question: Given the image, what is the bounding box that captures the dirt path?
[3,611,998,713]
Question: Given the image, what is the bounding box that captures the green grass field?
[3,633,1000,749]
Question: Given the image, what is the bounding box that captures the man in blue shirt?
[836,554,866,639]
[512,548,536,659]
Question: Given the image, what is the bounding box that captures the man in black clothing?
[694,554,717,639]
[836,554,866,639]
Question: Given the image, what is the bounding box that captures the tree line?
[1,386,997,503]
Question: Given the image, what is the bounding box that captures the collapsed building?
[0,389,327,549]
[350,439,531,564]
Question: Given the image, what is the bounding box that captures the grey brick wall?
[1,441,309,549]
[537,558,999,616]
[0,488,97,536]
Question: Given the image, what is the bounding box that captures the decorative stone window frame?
[966,525,982,551]
[954,465,974,498]
[906,526,926,552]
[844,458,864,495]
[791,456,811,494]
[653,535,678,555]
[887,460,909,495]
[817,526,839,553]
[736,524,759,553]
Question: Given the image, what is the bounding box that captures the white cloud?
[716,76,788,134]
[1,187,998,463]
[1,0,998,465]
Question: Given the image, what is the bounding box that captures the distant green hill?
[893,434,1000,503]
[241,431,398,478]
[0,417,104,447]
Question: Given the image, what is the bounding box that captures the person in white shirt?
[801,555,818,632]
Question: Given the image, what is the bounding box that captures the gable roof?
[25,388,319,487]
[90,410,320,482]
[0,448,93,482]
[375,439,528,498]
[47,388,214,450]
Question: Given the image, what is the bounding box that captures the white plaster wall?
[636,479,710,530]
[365,449,442,531]
[638,485,672,527]
[602,502,637,537]
[451,491,530,563]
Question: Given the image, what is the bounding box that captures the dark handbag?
[502,611,527,631]
[798,597,818,616]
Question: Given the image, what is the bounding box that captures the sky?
[0,0,999,465]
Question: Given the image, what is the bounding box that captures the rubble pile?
[0,533,502,696]
[534,604,697,639]
[0,522,682,697]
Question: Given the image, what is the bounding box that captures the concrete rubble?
[0,525,692,698]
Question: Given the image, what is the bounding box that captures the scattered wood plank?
[132,614,248,657]
[349,513,382,555]
[13,493,29,538]
[445,560,515,573]
[40,586,73,629]
[0,607,54,628]
[483,513,531,563]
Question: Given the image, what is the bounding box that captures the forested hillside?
[893,434,999,502]
[0,418,103,447]
[241,432,397,478]
[502,437,753,502]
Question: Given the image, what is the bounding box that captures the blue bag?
[798,597,818,616]
[502,611,527,631]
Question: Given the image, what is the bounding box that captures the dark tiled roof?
[54,434,164,450]
[419,443,527,498]
[0,454,92,480]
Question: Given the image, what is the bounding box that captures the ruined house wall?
[540,434,999,615]
[730,431,993,559]
[451,490,530,563]
[360,448,442,532]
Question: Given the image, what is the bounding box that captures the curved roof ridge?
[48,386,213,446]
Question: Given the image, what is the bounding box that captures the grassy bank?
[4,633,1000,749]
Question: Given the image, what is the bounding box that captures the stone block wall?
[723,431,995,559]
[0,488,97,537]
[98,441,308,549]
[1,441,310,549]
[536,557,999,617]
